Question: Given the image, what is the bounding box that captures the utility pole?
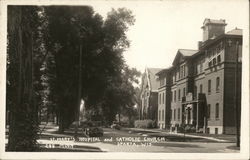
[74,39,83,141]
[234,41,240,147]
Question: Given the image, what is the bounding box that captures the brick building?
[170,49,198,131]
[139,68,163,121]
[155,67,172,129]
[153,19,242,134]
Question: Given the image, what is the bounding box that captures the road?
[37,125,239,153]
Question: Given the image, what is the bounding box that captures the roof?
[155,66,173,76]
[178,49,198,57]
[200,28,243,50]
[226,28,242,36]
[146,68,162,91]
[172,49,198,66]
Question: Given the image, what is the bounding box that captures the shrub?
[134,120,157,129]
[177,124,196,133]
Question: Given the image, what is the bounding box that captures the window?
[213,58,216,65]
[208,61,212,67]
[159,110,161,121]
[207,104,210,119]
[162,92,165,104]
[174,90,176,102]
[180,66,183,78]
[208,80,211,94]
[170,109,172,120]
[215,128,218,134]
[200,84,203,93]
[184,65,186,77]
[159,93,161,104]
[171,91,173,102]
[196,64,199,74]
[216,77,220,92]
[178,108,180,120]
[215,103,219,119]
[207,128,210,134]
[183,87,186,97]
[178,89,181,101]
[174,109,176,120]
[194,85,197,99]
[162,110,164,121]
[217,55,221,63]
[200,61,203,72]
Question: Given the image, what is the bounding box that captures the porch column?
[190,106,193,124]
[196,102,199,131]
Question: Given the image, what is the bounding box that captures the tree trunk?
[7,7,38,151]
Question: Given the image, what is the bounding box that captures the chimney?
[201,18,227,42]
[198,41,203,49]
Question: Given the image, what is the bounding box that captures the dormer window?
[217,55,221,63]
[213,58,216,65]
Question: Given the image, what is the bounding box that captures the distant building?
[139,68,163,121]
[155,67,172,129]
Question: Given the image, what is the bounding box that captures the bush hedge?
[134,120,157,129]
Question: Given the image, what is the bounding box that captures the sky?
[90,0,249,73]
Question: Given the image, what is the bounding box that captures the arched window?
[217,55,221,63]
[174,109,176,120]
[215,103,219,119]
[174,90,176,102]
[159,110,161,121]
[208,80,211,94]
[207,104,211,119]
[216,77,220,92]
[194,85,197,98]
[162,109,164,121]
[200,84,203,93]
[178,89,181,101]
[159,93,161,104]
[162,92,165,104]
[178,108,180,120]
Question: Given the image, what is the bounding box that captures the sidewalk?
[124,128,232,142]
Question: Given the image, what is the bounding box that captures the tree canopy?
[7,5,140,151]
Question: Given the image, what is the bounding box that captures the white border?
[0,0,249,159]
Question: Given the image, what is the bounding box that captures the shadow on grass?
[154,142,203,148]
[148,134,215,143]
[38,144,104,152]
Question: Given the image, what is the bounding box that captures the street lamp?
[234,41,240,147]
[71,17,104,140]
[228,39,240,147]
[71,17,88,141]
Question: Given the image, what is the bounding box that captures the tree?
[44,6,135,131]
[100,66,141,125]
[7,6,40,151]
[6,5,137,150]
